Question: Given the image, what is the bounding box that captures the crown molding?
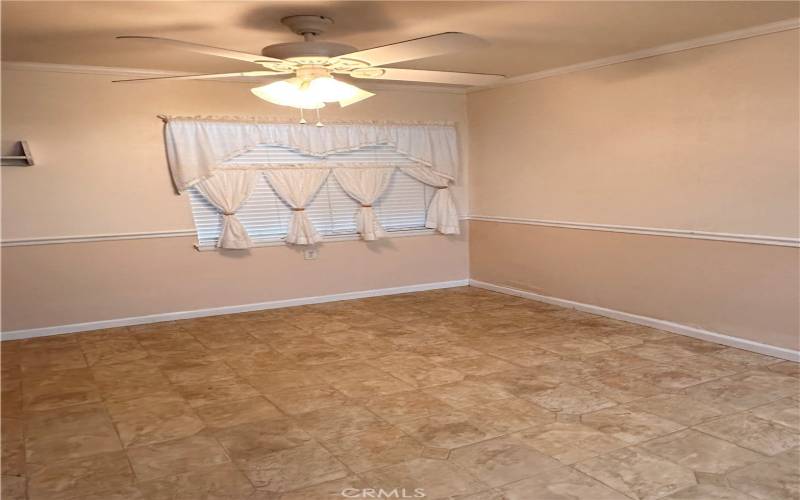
[469,17,800,93]
[0,61,466,94]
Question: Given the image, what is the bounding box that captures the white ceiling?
[2,1,798,78]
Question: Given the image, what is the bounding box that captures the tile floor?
[1,287,798,500]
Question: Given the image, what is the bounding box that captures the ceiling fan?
[114,15,504,117]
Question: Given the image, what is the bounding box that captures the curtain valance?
[163,117,459,192]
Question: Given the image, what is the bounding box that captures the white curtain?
[333,167,394,241]
[401,166,460,235]
[263,168,330,245]
[195,170,258,249]
[163,118,458,191]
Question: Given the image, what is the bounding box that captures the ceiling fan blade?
[112,71,288,83]
[350,67,504,86]
[116,36,284,64]
[339,32,487,67]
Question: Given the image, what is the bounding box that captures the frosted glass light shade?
[251,79,324,110]
[251,76,374,110]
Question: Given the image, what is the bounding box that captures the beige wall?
[468,30,799,350]
[1,70,469,331]
[470,221,799,350]
[468,30,799,237]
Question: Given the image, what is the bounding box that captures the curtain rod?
[157,114,456,126]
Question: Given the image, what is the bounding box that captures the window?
[188,144,435,248]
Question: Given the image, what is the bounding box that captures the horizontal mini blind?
[188,144,434,248]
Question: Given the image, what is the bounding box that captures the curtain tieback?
[221,211,236,216]
[291,208,305,212]
[435,186,448,190]
[361,204,373,208]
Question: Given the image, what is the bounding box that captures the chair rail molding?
[467,215,800,247]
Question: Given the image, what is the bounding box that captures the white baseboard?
[1,279,469,341]
[470,279,799,363]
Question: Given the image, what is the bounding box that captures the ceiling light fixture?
[250,66,374,125]
[115,15,505,126]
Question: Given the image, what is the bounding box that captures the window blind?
[188,144,434,248]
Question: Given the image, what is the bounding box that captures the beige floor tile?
[79,338,148,367]
[374,353,465,388]
[27,451,133,500]
[191,329,259,350]
[236,442,348,493]
[460,398,556,434]
[245,367,326,393]
[709,348,782,367]
[499,466,630,500]
[90,358,173,403]
[194,396,282,429]
[575,447,697,500]
[174,377,261,407]
[515,422,627,464]
[684,371,799,411]
[7,289,792,499]
[476,368,560,399]
[622,343,701,364]
[327,369,414,399]
[160,359,236,385]
[1,438,24,476]
[629,363,708,391]
[263,385,351,415]
[450,435,561,487]
[136,462,255,499]
[423,379,513,408]
[213,417,311,460]
[625,394,728,426]
[277,476,367,500]
[669,354,745,380]
[364,390,456,424]
[750,398,800,430]
[695,413,800,456]
[650,336,728,356]
[1,475,27,500]
[26,403,122,464]
[126,434,230,481]
[359,457,488,500]
[533,338,612,356]
[396,410,499,449]
[323,425,424,473]
[20,345,88,374]
[640,429,764,473]
[522,383,617,415]
[106,392,206,448]
[764,361,800,378]
[1,385,23,418]
[580,350,656,372]
[484,345,562,368]
[661,484,754,499]
[581,372,663,403]
[727,447,799,500]
[294,404,387,440]
[23,368,101,411]
[581,406,685,444]
[438,355,517,376]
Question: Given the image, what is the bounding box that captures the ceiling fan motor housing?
[262,15,358,63]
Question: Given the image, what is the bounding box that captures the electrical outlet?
[303,248,319,260]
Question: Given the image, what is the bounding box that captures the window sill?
[194,228,438,251]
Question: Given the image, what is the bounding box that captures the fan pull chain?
[299,108,307,125]
[315,108,324,127]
